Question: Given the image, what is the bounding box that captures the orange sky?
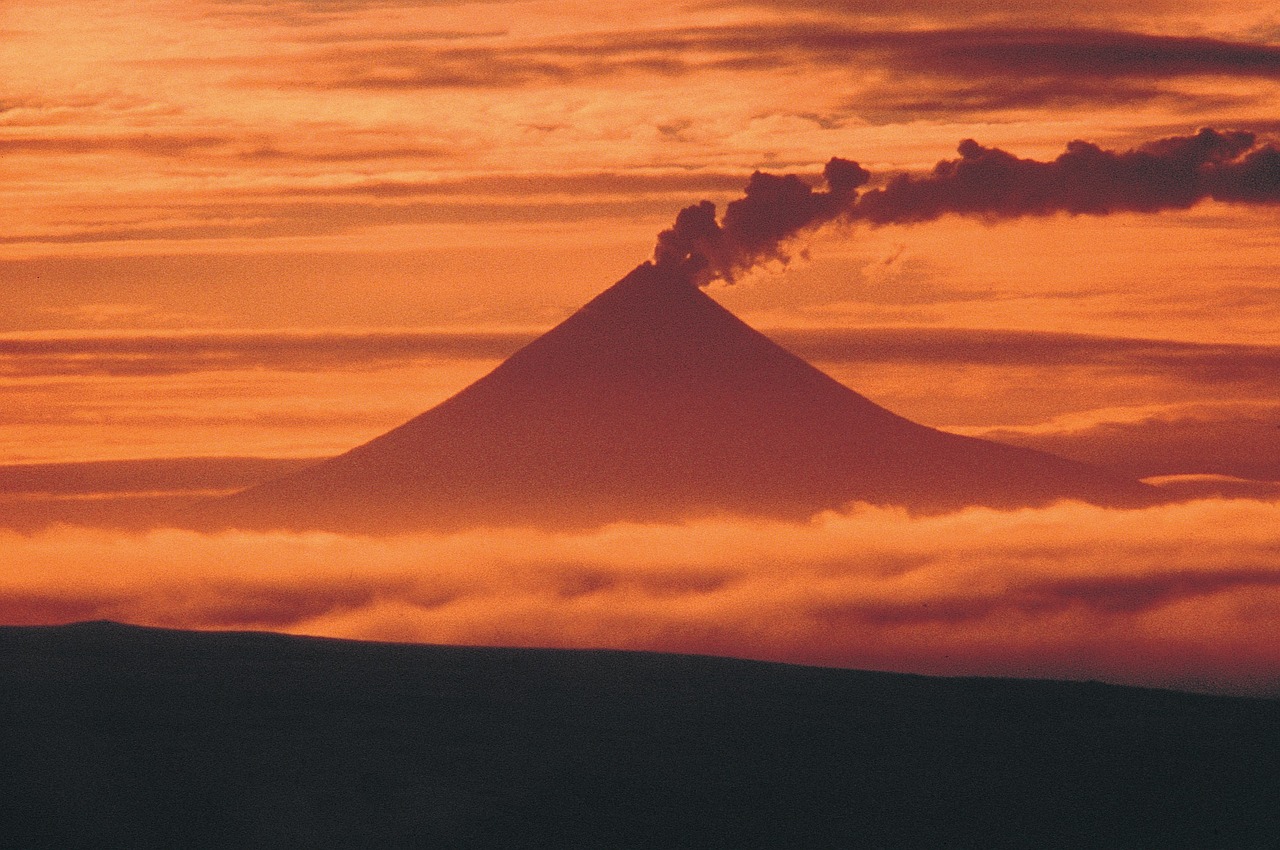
[2,0,1278,692]
[3,0,1279,462]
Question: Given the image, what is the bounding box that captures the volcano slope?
[210,263,1157,533]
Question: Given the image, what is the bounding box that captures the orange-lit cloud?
[972,401,1280,481]
[2,499,1277,695]
[4,324,1280,473]
[0,328,532,376]
[9,324,1280,385]
[3,0,1278,703]
[262,25,1280,96]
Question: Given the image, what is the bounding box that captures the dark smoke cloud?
[654,158,870,284]
[654,128,1280,285]
[855,128,1279,222]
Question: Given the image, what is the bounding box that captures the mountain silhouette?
[4,621,1277,848]
[211,262,1156,532]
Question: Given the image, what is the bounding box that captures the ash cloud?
[854,128,1280,222]
[654,158,870,284]
[655,128,1280,285]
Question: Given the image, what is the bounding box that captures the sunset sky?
[2,0,1278,694]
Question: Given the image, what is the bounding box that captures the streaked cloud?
[782,327,1280,388]
[7,325,1280,384]
[0,457,318,496]
[973,401,1280,481]
[0,328,530,376]
[263,25,1280,110]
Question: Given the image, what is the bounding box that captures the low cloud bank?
[3,499,1278,696]
[975,401,1280,481]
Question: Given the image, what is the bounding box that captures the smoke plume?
[654,128,1280,286]
[654,157,871,285]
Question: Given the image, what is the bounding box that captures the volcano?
[212,263,1156,532]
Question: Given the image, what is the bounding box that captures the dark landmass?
[2,621,1276,849]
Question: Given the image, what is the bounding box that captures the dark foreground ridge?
[209,263,1157,533]
[3,621,1276,849]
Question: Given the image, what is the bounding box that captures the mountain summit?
[213,263,1155,532]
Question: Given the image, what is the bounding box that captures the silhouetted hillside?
[2,621,1276,849]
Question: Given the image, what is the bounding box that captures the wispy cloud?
[263,25,1280,105]
[779,327,1280,387]
[0,328,530,376]
[0,457,318,496]
[0,198,668,246]
[973,401,1280,481]
[0,134,232,156]
[6,325,1280,385]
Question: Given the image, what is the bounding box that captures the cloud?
[248,170,750,200]
[0,329,532,377]
[701,0,1194,22]
[1,499,1278,695]
[0,134,232,156]
[0,457,318,496]
[654,158,870,283]
[852,129,1280,224]
[265,24,1280,99]
[0,200,669,247]
[859,26,1280,82]
[975,401,1280,480]
[204,0,509,27]
[0,164,748,247]
[852,80,1249,123]
[652,129,1280,285]
[776,327,1280,387]
[8,325,1280,390]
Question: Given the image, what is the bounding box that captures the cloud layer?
[3,499,1278,696]
[7,324,1280,381]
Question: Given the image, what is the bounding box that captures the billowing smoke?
[654,157,871,285]
[654,128,1280,286]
